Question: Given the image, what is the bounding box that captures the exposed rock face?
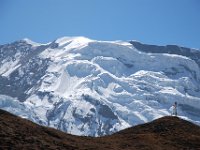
[130,41,200,67]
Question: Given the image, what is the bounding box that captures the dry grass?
[0,109,200,150]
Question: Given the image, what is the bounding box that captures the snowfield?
[0,37,200,136]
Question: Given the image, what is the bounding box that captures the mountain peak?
[21,38,43,46]
[55,36,94,47]
[0,37,200,137]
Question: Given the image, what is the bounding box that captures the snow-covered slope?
[0,37,200,136]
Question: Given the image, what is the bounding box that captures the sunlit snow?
[0,37,200,136]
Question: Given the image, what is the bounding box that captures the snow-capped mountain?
[0,37,200,136]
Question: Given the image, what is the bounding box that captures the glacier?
[0,36,200,136]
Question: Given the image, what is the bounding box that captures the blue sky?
[0,0,200,48]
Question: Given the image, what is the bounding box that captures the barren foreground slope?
[0,109,200,150]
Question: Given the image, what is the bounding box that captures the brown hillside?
[0,109,200,150]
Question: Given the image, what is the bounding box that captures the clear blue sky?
[0,0,200,48]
